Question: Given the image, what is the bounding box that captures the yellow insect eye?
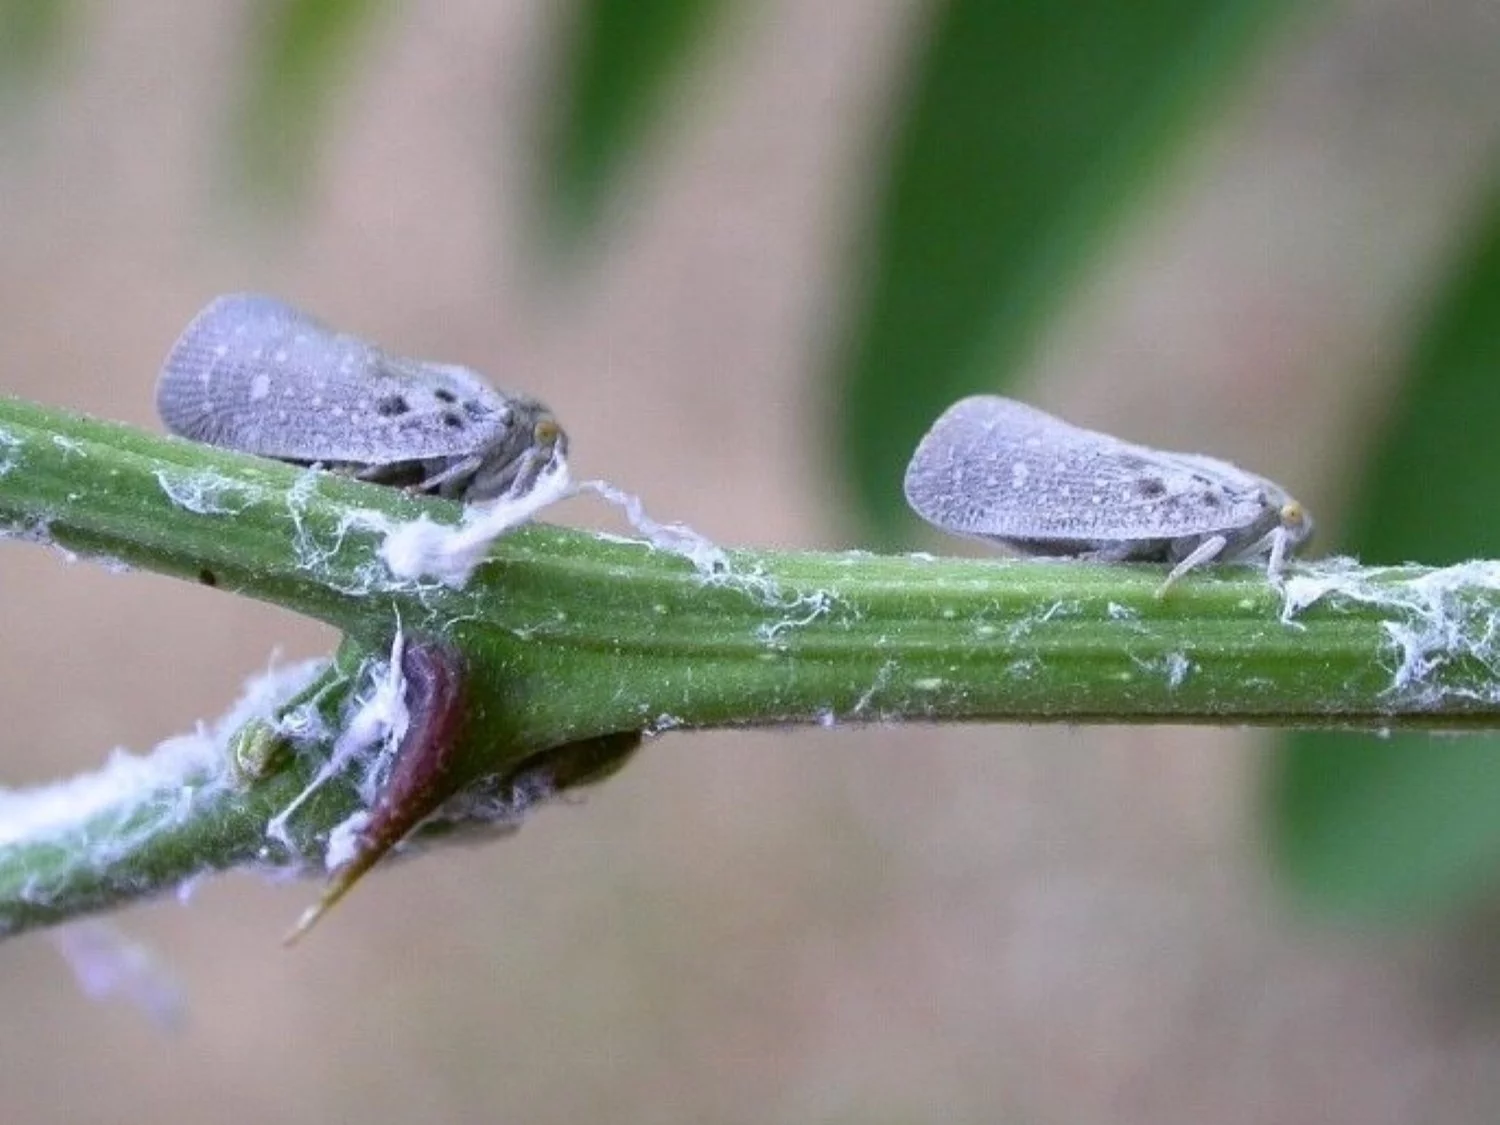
[533,417,560,445]
[1281,501,1305,527]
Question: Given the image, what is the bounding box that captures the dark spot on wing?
[376,394,410,417]
[442,411,465,429]
[1200,490,1222,508]
[433,388,458,404]
[463,399,490,419]
[1135,478,1167,499]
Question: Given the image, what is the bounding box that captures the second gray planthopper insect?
[903,395,1312,593]
[156,294,566,503]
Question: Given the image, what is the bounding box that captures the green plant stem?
[1,395,1498,937]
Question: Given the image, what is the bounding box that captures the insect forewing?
[903,395,1270,542]
[157,294,515,466]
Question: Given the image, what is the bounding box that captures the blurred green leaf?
[0,0,73,92]
[1271,180,1500,922]
[538,0,734,250]
[834,0,1297,543]
[235,0,391,201]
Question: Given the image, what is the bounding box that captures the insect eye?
[533,418,560,446]
[1281,501,1306,527]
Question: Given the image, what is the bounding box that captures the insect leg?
[414,454,483,495]
[1265,525,1290,583]
[1219,524,1290,582]
[1155,534,1228,597]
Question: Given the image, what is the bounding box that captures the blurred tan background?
[3,1,1500,1122]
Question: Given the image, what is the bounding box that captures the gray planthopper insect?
[903,395,1312,593]
[156,293,566,502]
